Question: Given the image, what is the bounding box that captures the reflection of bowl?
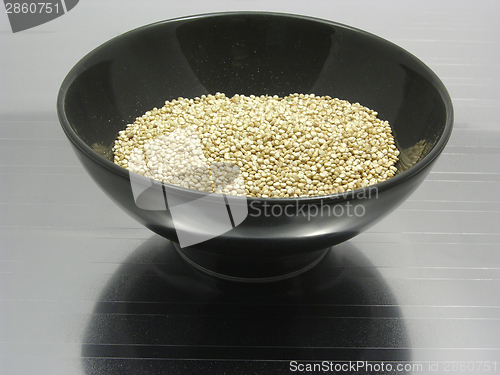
[82,237,411,372]
[57,12,453,281]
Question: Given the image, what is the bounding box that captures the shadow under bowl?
[57,12,453,281]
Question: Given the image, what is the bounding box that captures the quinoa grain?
[113,93,399,198]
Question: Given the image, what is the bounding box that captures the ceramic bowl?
[58,12,453,281]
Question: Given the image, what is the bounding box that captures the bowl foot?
[173,244,330,283]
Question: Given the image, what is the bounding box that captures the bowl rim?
[57,11,454,205]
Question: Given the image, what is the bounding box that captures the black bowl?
[57,12,453,281]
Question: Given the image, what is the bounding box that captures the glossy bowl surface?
[58,12,453,281]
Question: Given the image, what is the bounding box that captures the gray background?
[1,1,499,374]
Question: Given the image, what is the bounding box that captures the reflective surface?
[1,1,500,374]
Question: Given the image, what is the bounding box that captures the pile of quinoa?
[113,93,399,198]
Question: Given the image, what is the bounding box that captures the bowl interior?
[60,12,452,178]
